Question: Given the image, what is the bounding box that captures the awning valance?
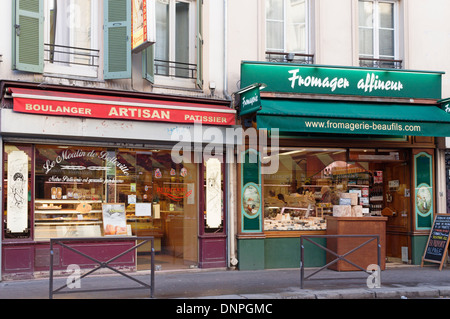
[9,88,236,126]
[256,99,450,137]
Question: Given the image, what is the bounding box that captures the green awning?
[257,99,450,137]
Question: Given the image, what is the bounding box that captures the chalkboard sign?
[421,214,450,271]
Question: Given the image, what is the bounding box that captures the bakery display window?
[263,147,409,231]
[34,145,111,240]
[26,143,199,262]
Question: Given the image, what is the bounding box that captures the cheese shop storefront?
[236,62,450,270]
[0,81,236,280]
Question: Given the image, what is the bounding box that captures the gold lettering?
[108,107,119,116]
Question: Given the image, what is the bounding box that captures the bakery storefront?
[0,82,236,280]
[237,62,450,270]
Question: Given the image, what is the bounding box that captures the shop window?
[30,145,198,268]
[358,0,402,68]
[3,145,33,239]
[263,147,410,231]
[265,0,313,64]
[143,0,203,88]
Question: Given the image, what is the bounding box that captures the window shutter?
[12,0,44,73]
[143,45,155,83]
[104,0,131,79]
[196,0,203,88]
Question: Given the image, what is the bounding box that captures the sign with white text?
[241,62,442,99]
[11,88,235,126]
[421,214,450,271]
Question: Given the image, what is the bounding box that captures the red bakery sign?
[11,88,235,125]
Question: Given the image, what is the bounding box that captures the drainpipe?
[223,0,231,101]
[223,0,238,269]
[0,136,2,281]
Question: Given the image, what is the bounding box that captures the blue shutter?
[12,0,44,73]
[104,0,131,79]
[196,0,203,88]
[143,45,155,83]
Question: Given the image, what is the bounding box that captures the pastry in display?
[76,202,92,214]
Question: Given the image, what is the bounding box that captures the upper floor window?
[12,0,100,78]
[358,0,401,69]
[12,0,202,86]
[265,0,313,64]
[144,0,202,88]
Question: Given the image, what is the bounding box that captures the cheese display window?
[263,147,409,231]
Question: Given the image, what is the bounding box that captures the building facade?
[1,0,450,280]
[225,0,450,269]
[0,0,238,280]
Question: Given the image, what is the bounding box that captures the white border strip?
[12,92,236,114]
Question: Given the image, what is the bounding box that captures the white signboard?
[135,203,152,217]
[206,158,222,228]
[7,151,28,233]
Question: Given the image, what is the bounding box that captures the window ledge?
[153,75,200,92]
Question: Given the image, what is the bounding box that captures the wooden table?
[326,216,387,271]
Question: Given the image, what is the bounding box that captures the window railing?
[155,59,197,79]
[359,57,403,69]
[266,51,314,64]
[44,43,100,68]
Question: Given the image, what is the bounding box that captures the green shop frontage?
[236,62,450,270]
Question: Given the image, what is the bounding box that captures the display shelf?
[35,210,102,214]
[35,199,103,204]
[35,221,102,226]
[34,198,104,240]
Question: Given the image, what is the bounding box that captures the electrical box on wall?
[401,246,409,263]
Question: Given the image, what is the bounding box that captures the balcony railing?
[44,43,100,68]
[359,57,403,69]
[266,51,314,64]
[154,59,197,79]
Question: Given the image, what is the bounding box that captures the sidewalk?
[1,263,450,299]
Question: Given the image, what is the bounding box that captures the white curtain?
[53,0,71,64]
[156,0,169,74]
[52,0,92,65]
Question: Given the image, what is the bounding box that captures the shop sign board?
[11,89,235,126]
[240,86,262,116]
[241,62,442,99]
[421,214,450,271]
[443,103,450,113]
[132,0,156,52]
